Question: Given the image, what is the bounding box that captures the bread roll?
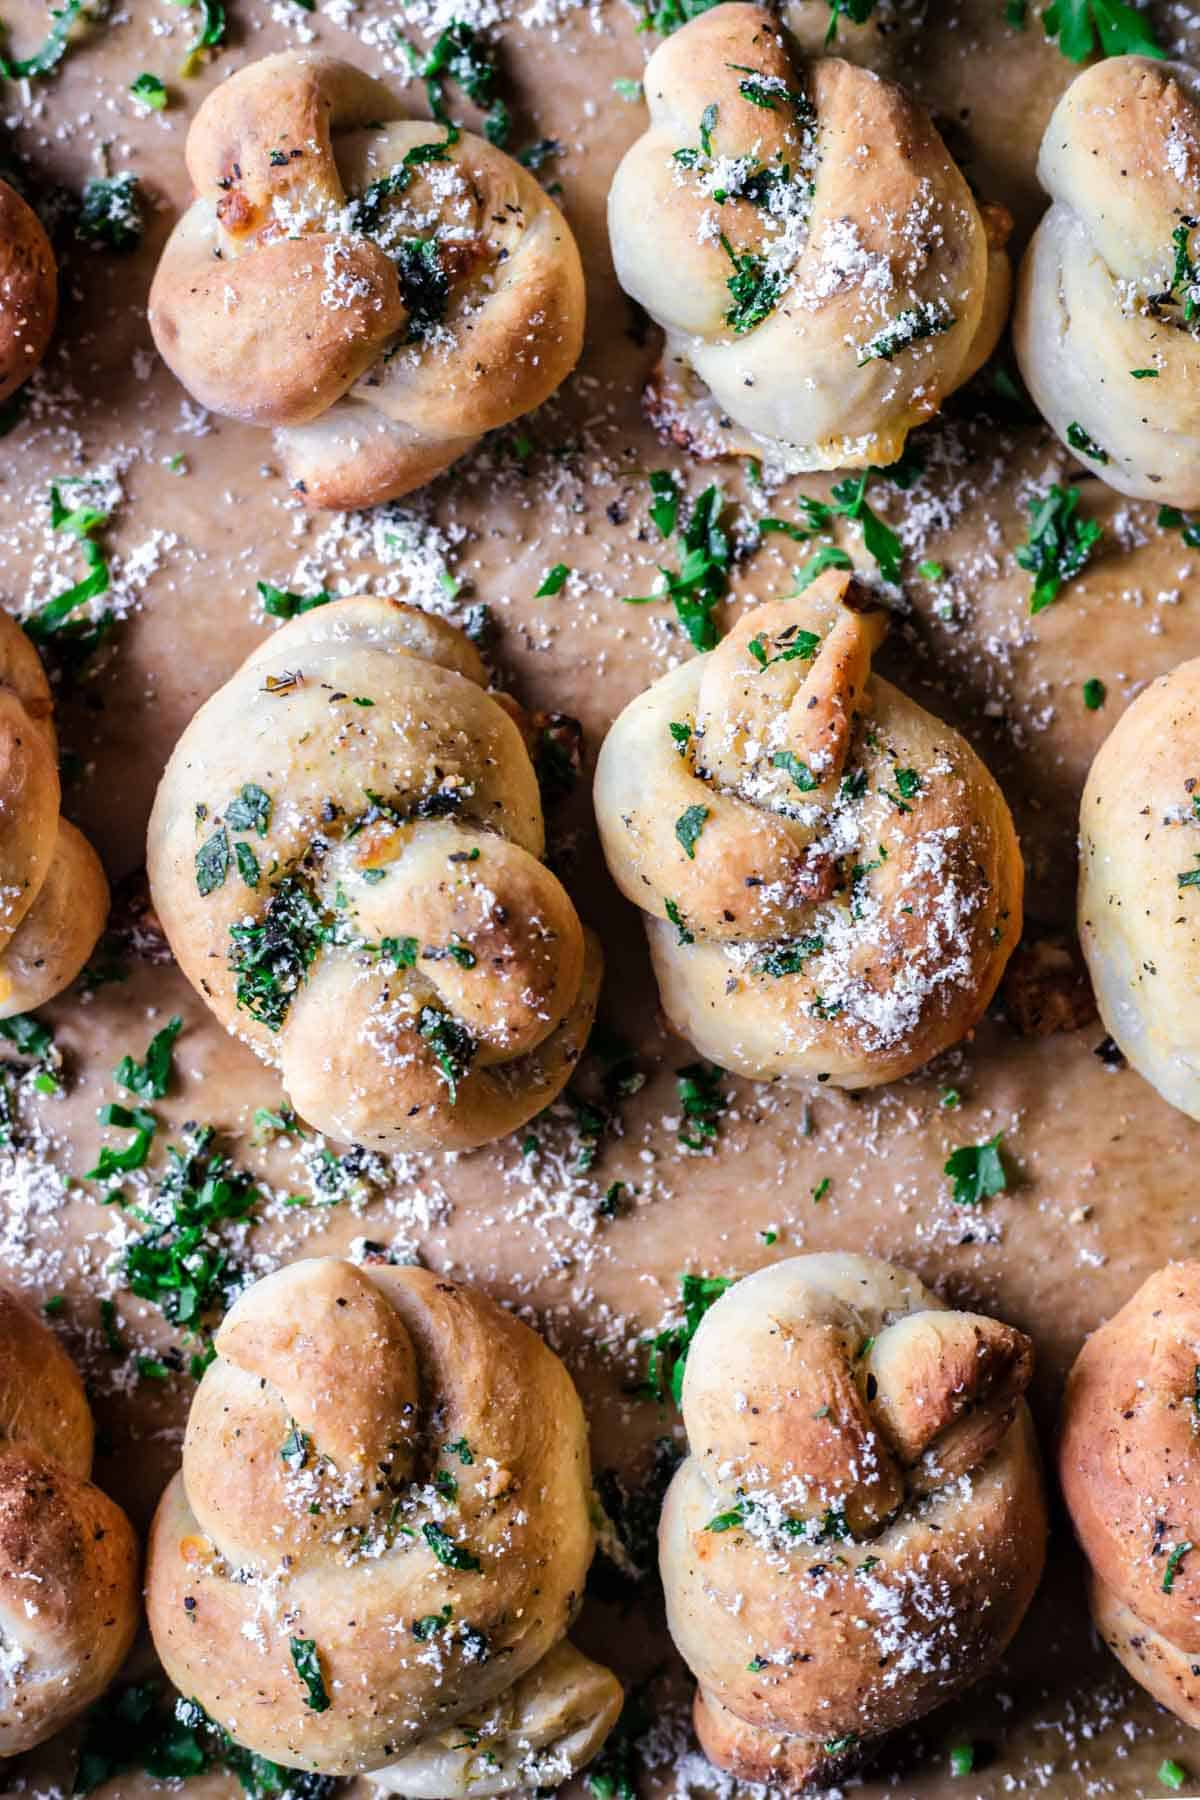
[659,1253,1046,1789]
[147,595,600,1152]
[145,1258,623,1788]
[1078,655,1200,1118]
[0,1286,139,1754]
[1014,55,1200,505]
[0,178,55,405]
[594,572,1022,1086]
[148,52,585,509]
[1061,1263,1200,1726]
[0,610,108,1016]
[608,3,1010,473]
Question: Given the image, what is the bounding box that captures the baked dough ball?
[1078,656,1200,1119]
[607,4,1011,473]
[0,1285,139,1754]
[1014,56,1200,506]
[145,1257,623,1788]
[148,52,585,510]
[1060,1263,1200,1726]
[0,179,55,405]
[147,595,600,1151]
[0,610,108,1016]
[659,1254,1046,1791]
[593,572,1022,1086]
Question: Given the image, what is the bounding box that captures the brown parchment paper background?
[6,0,1200,1792]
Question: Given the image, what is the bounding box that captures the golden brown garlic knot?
[660,1254,1046,1790]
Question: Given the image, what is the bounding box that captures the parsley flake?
[288,1638,330,1712]
[944,1132,1007,1206]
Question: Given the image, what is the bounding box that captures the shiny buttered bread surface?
[0,1286,139,1754]
[148,52,585,509]
[1015,55,1200,506]
[658,1254,1047,1790]
[0,178,56,404]
[147,595,600,1152]
[1079,656,1200,1118]
[0,610,108,1016]
[145,1258,622,1787]
[608,4,1011,472]
[1060,1264,1200,1726]
[594,571,1023,1086]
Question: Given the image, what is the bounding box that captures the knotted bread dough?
[148,52,585,509]
[594,572,1022,1086]
[607,3,1011,472]
[1061,1263,1200,1727]
[147,595,600,1151]
[0,1285,139,1754]
[145,1257,623,1788]
[1078,655,1200,1119]
[0,178,55,405]
[0,610,108,1017]
[659,1253,1046,1789]
[1014,55,1200,505]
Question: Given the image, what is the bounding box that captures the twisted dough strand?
[146,1258,622,1788]
[149,52,585,509]
[660,1254,1046,1790]
[147,595,600,1151]
[0,1287,139,1754]
[594,571,1022,1086]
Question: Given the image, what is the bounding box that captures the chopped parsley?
[117,1126,260,1329]
[795,544,854,589]
[677,1061,726,1151]
[719,231,785,335]
[665,897,693,944]
[634,0,724,34]
[230,876,330,1032]
[235,842,260,888]
[77,173,144,253]
[675,804,708,859]
[1042,0,1163,61]
[625,482,730,651]
[419,20,510,147]
[1130,367,1159,379]
[949,1744,975,1778]
[1159,1760,1188,1793]
[1066,421,1109,464]
[74,1684,334,1796]
[115,1016,182,1101]
[423,1520,481,1570]
[1163,1540,1193,1593]
[639,1272,733,1405]
[1082,677,1106,711]
[88,1104,157,1182]
[0,0,86,79]
[648,470,679,538]
[257,581,332,619]
[824,1734,859,1756]
[669,720,691,754]
[412,1606,453,1640]
[823,0,878,42]
[771,750,817,793]
[351,131,460,234]
[536,562,570,596]
[1015,484,1102,614]
[886,766,921,812]
[1158,505,1200,548]
[288,1638,330,1712]
[226,782,272,837]
[131,71,167,107]
[944,1132,1007,1206]
[24,480,113,667]
[195,828,229,896]
[417,1005,476,1101]
[756,935,823,976]
[395,236,449,342]
[856,302,954,365]
[749,625,820,669]
[180,0,226,77]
